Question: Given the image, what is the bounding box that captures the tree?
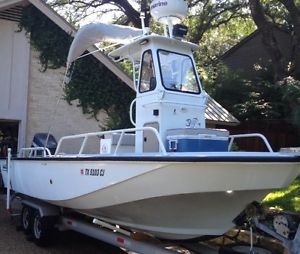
[187,0,248,43]
[248,0,300,81]
[47,0,257,68]
[278,0,300,79]
[49,0,251,43]
[44,0,299,125]
[249,0,286,81]
[47,0,300,80]
[194,15,255,69]
[49,0,229,27]
[48,0,148,27]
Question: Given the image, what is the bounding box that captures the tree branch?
[248,0,286,81]
[278,0,300,78]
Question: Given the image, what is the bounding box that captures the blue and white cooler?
[166,128,229,152]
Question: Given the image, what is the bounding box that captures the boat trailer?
[3,192,300,254]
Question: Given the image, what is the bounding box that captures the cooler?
[167,134,229,152]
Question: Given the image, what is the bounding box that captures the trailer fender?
[21,199,60,217]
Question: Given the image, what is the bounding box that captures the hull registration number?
[81,168,105,176]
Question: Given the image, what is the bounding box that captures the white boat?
[1,0,300,241]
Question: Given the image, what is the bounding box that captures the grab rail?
[129,98,136,127]
[55,127,167,156]
[228,133,274,152]
[19,147,52,158]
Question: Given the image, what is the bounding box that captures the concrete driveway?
[0,195,126,254]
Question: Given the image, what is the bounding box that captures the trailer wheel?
[21,205,33,234]
[32,211,55,246]
[219,244,278,254]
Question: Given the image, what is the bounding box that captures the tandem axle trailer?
[1,193,298,254]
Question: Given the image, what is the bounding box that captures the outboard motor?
[31,133,57,155]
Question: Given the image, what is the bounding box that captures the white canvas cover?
[67,23,143,64]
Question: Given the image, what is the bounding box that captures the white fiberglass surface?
[55,151,299,159]
[165,151,300,158]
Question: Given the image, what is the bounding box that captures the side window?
[139,50,156,93]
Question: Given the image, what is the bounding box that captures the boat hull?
[1,153,300,239]
[77,190,271,239]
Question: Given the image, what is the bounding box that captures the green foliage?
[263,177,300,213]
[119,60,134,79]
[19,5,72,71]
[19,4,134,130]
[260,0,296,29]
[278,77,300,125]
[65,57,135,129]
[203,64,254,120]
[202,63,300,124]
[186,0,246,44]
[195,17,256,66]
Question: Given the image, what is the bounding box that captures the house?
[0,0,238,156]
[220,29,300,151]
[221,27,292,79]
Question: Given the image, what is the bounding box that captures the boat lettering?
[81,168,105,176]
[186,118,201,128]
[150,1,168,10]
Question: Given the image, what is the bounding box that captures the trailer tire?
[219,244,280,254]
[21,205,34,234]
[32,210,56,246]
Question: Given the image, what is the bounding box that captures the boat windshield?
[139,50,156,93]
[157,50,200,94]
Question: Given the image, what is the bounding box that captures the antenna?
[140,0,148,34]
[150,0,188,38]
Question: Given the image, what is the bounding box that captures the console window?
[158,50,200,94]
[139,50,156,93]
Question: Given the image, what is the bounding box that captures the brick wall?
[26,49,109,154]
